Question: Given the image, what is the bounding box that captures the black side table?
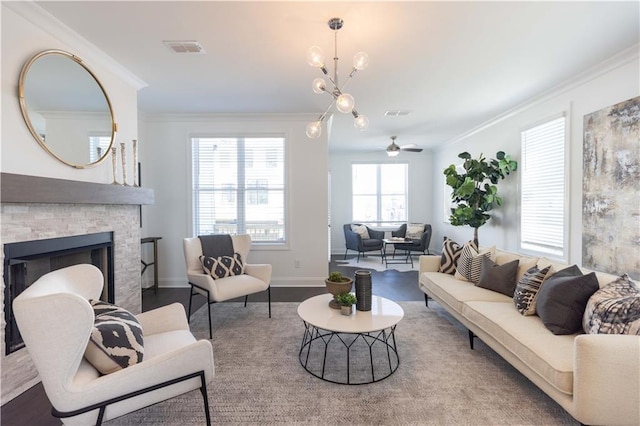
[141,237,162,292]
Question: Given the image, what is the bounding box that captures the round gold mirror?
[18,49,117,169]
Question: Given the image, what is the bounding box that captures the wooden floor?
[1,255,422,425]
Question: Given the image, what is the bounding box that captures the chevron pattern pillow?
[84,300,144,375]
[439,238,466,274]
[200,252,245,279]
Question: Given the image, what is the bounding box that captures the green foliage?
[336,292,357,306]
[328,271,348,282]
[444,151,518,245]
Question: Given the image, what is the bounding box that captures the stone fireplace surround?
[0,173,154,403]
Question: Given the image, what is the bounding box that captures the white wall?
[329,150,434,255]
[1,3,142,183]
[432,48,639,266]
[140,114,329,288]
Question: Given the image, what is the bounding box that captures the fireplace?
[3,232,114,355]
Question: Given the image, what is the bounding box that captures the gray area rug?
[107,301,576,425]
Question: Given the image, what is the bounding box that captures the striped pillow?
[513,265,553,315]
[439,238,465,274]
[455,243,495,284]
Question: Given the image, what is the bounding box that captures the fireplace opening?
[3,232,114,355]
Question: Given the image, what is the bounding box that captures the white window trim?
[187,132,291,250]
[517,112,570,262]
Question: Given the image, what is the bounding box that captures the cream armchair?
[12,264,215,426]
[183,234,272,339]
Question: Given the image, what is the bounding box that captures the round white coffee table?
[297,294,404,384]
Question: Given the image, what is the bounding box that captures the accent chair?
[183,234,272,339]
[12,264,214,426]
[343,223,384,262]
[391,223,432,257]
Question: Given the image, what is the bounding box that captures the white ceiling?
[34,1,639,152]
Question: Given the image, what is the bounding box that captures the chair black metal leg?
[187,287,194,324]
[207,302,212,339]
[344,249,348,260]
[468,330,475,350]
[199,374,212,426]
[244,295,248,307]
[424,293,429,308]
[268,286,272,318]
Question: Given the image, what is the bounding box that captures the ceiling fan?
[386,136,423,157]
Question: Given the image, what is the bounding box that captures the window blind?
[192,137,285,243]
[520,116,566,257]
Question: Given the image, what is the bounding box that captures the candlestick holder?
[111,147,119,185]
[120,142,129,186]
[132,139,139,187]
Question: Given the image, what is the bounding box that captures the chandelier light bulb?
[336,93,355,113]
[312,78,326,94]
[353,52,369,70]
[306,121,322,139]
[354,114,369,131]
[306,46,324,68]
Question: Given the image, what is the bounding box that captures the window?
[191,136,286,243]
[352,163,408,226]
[88,135,111,163]
[520,115,566,258]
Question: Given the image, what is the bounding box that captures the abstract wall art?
[583,96,640,279]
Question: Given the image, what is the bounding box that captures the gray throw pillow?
[476,257,519,297]
[536,265,600,335]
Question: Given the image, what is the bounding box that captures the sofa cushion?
[536,265,600,335]
[85,300,144,375]
[200,253,245,280]
[513,265,554,316]
[351,224,370,239]
[455,243,495,284]
[439,238,465,274]
[477,257,519,297]
[583,274,640,335]
[463,301,575,396]
[420,272,511,313]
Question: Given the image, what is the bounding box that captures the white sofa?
[418,250,640,426]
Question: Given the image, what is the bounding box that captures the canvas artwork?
[583,96,640,280]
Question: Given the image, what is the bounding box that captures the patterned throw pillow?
[406,223,425,239]
[200,252,245,279]
[583,274,640,335]
[439,238,464,274]
[84,300,144,375]
[513,265,553,316]
[351,224,370,239]
[455,243,495,284]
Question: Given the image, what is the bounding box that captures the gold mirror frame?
[18,49,117,169]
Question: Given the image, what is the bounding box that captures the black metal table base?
[298,321,400,385]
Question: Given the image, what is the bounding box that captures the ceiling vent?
[163,40,206,54]
[384,110,411,117]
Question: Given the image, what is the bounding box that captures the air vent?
[163,40,206,54]
[384,110,411,117]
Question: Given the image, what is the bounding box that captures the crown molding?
[4,1,147,91]
[446,43,639,146]
[140,112,323,123]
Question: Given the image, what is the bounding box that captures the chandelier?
[305,17,369,139]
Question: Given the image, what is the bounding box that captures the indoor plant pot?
[336,292,357,316]
[325,271,353,309]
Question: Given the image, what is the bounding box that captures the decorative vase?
[355,270,372,311]
[120,142,129,186]
[111,147,119,185]
[340,305,354,316]
[325,278,353,309]
[132,139,139,187]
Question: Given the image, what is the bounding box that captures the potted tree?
[444,151,517,246]
[325,271,353,309]
[336,292,357,316]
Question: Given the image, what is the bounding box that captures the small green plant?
[336,292,357,306]
[328,271,349,282]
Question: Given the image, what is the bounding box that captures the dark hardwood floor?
[1,255,421,425]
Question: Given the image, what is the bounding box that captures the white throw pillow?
[351,224,370,239]
[406,223,425,239]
